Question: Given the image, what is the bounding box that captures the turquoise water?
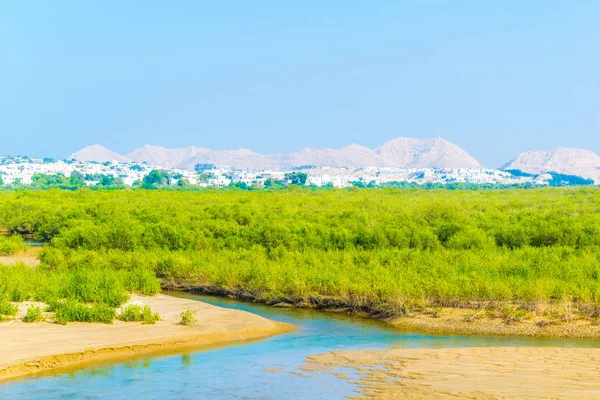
[2,293,598,399]
[23,241,43,247]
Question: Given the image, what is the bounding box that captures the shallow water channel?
[2,292,599,399]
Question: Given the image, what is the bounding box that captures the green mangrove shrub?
[23,304,43,323]
[180,310,197,326]
[50,300,116,325]
[0,235,25,256]
[0,298,18,316]
[117,304,161,324]
[2,188,600,318]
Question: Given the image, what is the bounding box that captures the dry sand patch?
[303,346,600,399]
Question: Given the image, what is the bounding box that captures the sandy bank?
[0,246,42,267]
[392,307,600,339]
[0,294,294,382]
[170,282,600,339]
[302,346,600,399]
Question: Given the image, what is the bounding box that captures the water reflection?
[122,359,152,370]
[180,354,193,368]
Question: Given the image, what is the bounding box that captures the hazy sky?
[2,1,599,167]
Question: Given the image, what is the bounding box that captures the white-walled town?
[0,155,570,188]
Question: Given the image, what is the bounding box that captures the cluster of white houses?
[0,156,543,187]
[0,157,198,186]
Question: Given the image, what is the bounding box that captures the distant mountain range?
[71,137,482,170]
[503,148,600,182]
[71,138,600,181]
[71,144,131,163]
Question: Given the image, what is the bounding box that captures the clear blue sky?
[1,1,598,167]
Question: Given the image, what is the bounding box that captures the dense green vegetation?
[0,235,25,255]
[0,262,160,323]
[50,300,116,324]
[1,188,600,320]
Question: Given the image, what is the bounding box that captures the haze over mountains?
[503,148,600,182]
[71,137,482,170]
[71,137,600,181]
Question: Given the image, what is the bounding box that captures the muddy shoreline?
[165,280,600,339]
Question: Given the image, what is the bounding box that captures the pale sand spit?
[0,294,294,382]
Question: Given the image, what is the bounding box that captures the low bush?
[117,304,161,324]
[117,304,143,322]
[0,298,18,316]
[23,305,43,322]
[50,300,115,324]
[180,310,197,325]
[141,305,161,324]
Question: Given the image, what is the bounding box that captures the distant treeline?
[503,169,595,186]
